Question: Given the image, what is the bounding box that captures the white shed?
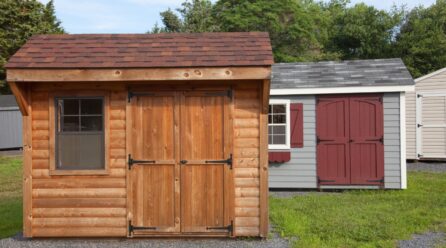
[406,67,446,160]
[0,95,22,150]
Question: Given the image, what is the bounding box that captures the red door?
[349,95,384,185]
[317,94,384,186]
[316,96,351,185]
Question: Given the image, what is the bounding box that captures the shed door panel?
[180,92,229,233]
[316,95,384,186]
[419,95,446,158]
[316,97,350,185]
[349,96,384,185]
[130,94,177,232]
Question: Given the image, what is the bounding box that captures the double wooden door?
[316,94,384,186]
[128,90,233,236]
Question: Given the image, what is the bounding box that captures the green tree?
[395,0,446,78]
[324,2,404,59]
[150,0,218,33]
[159,8,183,32]
[0,0,65,94]
[179,0,219,32]
[214,0,339,62]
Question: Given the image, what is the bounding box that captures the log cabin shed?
[268,59,414,189]
[405,67,446,160]
[5,33,273,238]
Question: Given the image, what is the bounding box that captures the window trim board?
[48,91,110,176]
[268,99,291,150]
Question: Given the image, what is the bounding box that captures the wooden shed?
[268,59,414,189]
[405,67,446,160]
[6,33,273,238]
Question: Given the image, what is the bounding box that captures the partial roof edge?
[270,85,414,95]
[415,67,446,82]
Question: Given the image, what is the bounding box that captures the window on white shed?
[268,100,290,149]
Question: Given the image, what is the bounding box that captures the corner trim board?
[400,92,407,189]
[259,79,270,237]
[22,85,32,237]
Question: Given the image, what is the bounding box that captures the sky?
[37,0,436,34]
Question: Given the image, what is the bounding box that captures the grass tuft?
[0,156,22,238]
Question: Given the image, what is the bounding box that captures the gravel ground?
[0,149,22,157]
[270,190,342,198]
[399,232,445,248]
[0,232,289,248]
[407,161,446,173]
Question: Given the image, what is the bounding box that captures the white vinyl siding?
[406,69,446,160]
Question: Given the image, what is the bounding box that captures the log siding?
[25,81,266,237]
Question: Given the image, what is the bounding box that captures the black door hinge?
[128,92,155,102]
[318,176,336,184]
[316,137,335,144]
[367,177,384,183]
[417,124,423,128]
[205,154,233,169]
[206,220,233,235]
[128,154,155,170]
[417,94,422,98]
[366,136,384,143]
[417,153,423,158]
[128,220,156,234]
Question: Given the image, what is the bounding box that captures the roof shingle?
[6,32,273,69]
[272,59,414,89]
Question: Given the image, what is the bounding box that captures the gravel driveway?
[0,232,289,248]
[399,232,445,248]
[407,161,446,173]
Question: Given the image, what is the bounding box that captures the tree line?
[151,0,446,78]
[1,0,445,93]
[0,0,64,93]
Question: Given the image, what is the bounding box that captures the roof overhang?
[270,85,414,95]
[7,66,271,82]
[415,67,446,82]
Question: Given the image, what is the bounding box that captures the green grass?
[270,172,446,248]
[0,156,22,238]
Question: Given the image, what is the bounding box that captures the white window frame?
[268,99,291,150]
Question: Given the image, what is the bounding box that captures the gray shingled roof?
[0,95,18,108]
[272,58,414,89]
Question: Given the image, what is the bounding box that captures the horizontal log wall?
[27,81,263,237]
[30,84,127,237]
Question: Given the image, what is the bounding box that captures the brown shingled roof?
[5,32,273,69]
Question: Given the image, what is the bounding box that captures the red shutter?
[290,103,303,148]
